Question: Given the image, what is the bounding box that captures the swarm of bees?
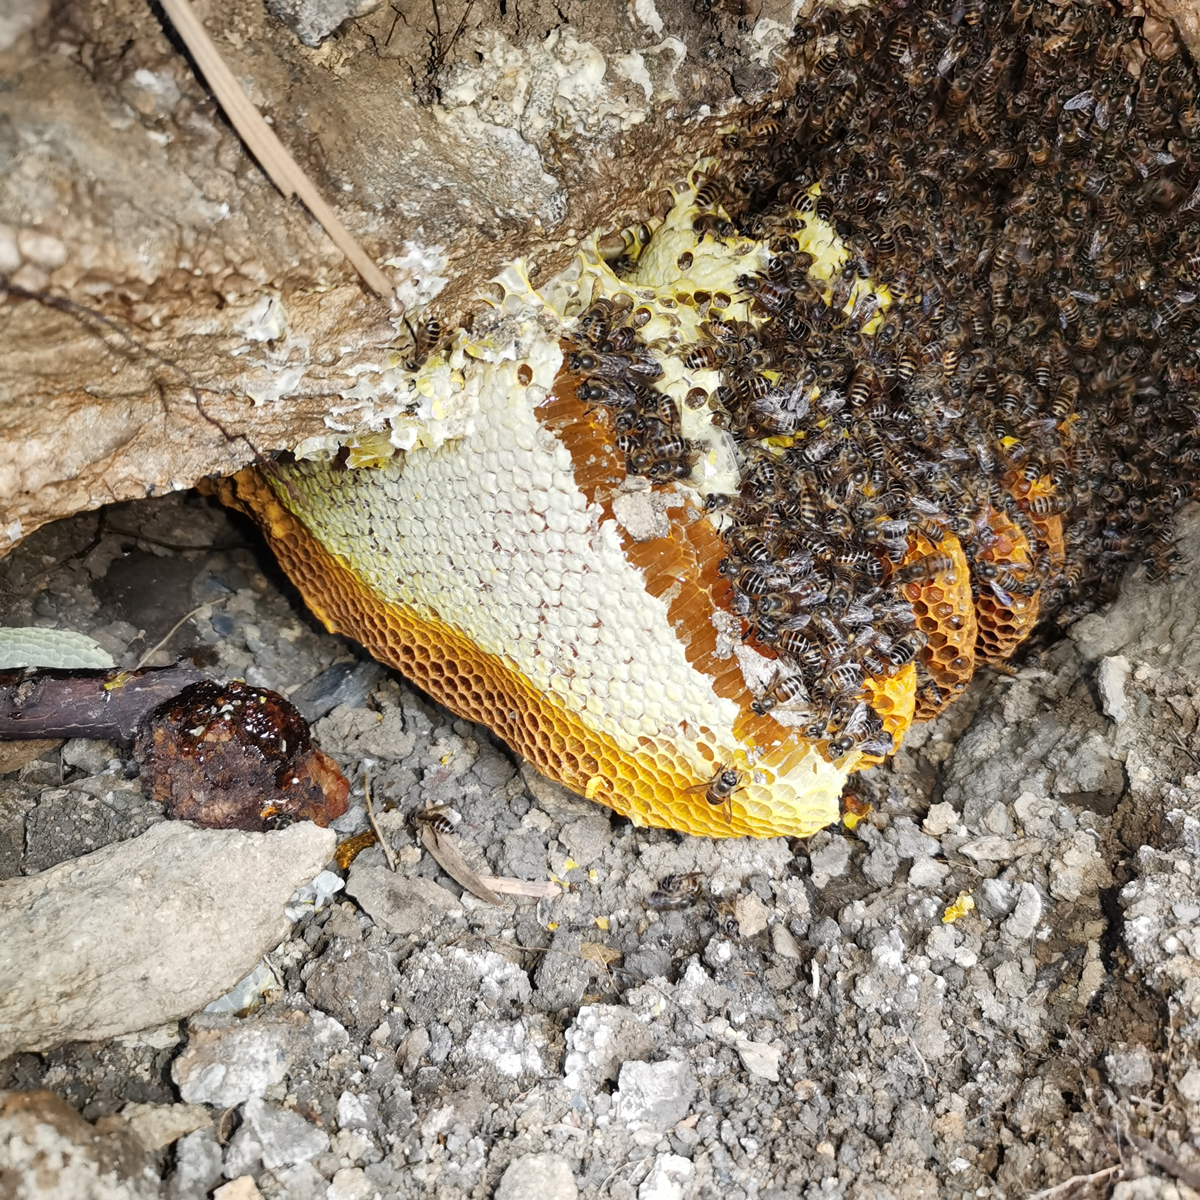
[568,0,1200,765]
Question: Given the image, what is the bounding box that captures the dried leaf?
[420,825,504,905]
[580,942,622,967]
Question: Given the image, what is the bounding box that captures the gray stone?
[0,821,334,1057]
[1049,832,1113,902]
[61,737,119,774]
[167,1128,225,1200]
[770,924,801,959]
[532,929,589,1013]
[560,814,611,866]
[0,0,50,53]
[344,863,462,936]
[312,703,414,763]
[520,763,594,819]
[172,1009,349,1107]
[1002,883,1043,940]
[471,747,516,789]
[268,1162,328,1200]
[305,939,394,1032]
[623,945,673,982]
[1097,655,1131,723]
[735,1039,781,1081]
[289,662,385,722]
[223,1122,263,1179]
[563,1005,654,1090]
[241,1096,330,1170]
[1105,1044,1155,1089]
[495,1152,578,1200]
[0,780,34,880]
[499,830,549,880]
[265,0,382,47]
[614,1060,696,1131]
[0,1089,160,1200]
[119,1102,210,1152]
[1177,1065,1200,1104]
[807,836,850,887]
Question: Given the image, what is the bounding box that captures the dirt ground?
[2,487,1200,1199]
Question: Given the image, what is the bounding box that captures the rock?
[563,1005,654,1090]
[1097,655,1132,723]
[265,0,383,47]
[1177,1065,1200,1104]
[0,821,334,1056]
[1105,1044,1155,1089]
[1049,832,1113,902]
[638,1153,695,1200]
[168,1129,225,1200]
[344,863,462,935]
[520,763,594,819]
[289,661,385,722]
[120,1102,211,1151]
[735,1038,781,1081]
[172,1008,349,1107]
[1002,883,1044,940]
[61,737,119,773]
[0,1089,160,1199]
[733,892,769,937]
[0,0,49,54]
[807,835,850,887]
[240,1096,330,1171]
[326,1166,375,1200]
[614,1060,696,1131]
[0,780,34,879]
[500,829,551,879]
[770,924,801,959]
[922,802,959,836]
[560,814,611,866]
[463,1018,547,1078]
[960,835,1043,862]
[495,1152,578,1200]
[305,939,394,1032]
[268,1162,329,1200]
[214,1180,264,1200]
[312,703,414,764]
[908,856,951,888]
[533,929,590,1012]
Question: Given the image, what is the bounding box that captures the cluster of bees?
[568,0,1200,762]
[567,304,699,483]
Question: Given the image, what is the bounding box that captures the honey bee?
[647,871,706,910]
[684,345,731,370]
[404,316,444,369]
[685,764,746,824]
[410,804,457,836]
[751,667,809,715]
[894,552,954,583]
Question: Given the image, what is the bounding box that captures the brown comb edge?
[904,533,978,722]
[541,363,821,761]
[974,508,1042,666]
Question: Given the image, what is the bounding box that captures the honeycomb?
[216,467,858,839]
[973,510,1040,667]
[899,535,978,723]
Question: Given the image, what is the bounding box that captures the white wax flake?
[234,294,287,343]
[382,241,450,311]
[631,0,664,37]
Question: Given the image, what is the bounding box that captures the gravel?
[4,490,1200,1195]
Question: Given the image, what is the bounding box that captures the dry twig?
[1026,1165,1121,1200]
[363,771,397,871]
